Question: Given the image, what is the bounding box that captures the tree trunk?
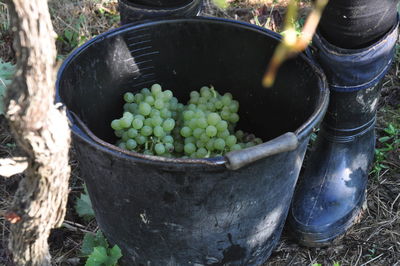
[4,0,71,265]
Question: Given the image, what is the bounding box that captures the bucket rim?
[56,16,329,169]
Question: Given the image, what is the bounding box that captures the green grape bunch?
[111,84,263,158]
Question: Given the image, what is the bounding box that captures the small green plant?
[81,230,122,266]
[75,184,95,220]
[58,14,89,50]
[372,123,400,177]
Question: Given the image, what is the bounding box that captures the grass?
[0,0,399,265]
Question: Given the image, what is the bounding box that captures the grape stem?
[210,85,217,98]
[262,0,329,87]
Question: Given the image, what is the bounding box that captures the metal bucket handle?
[70,111,299,170]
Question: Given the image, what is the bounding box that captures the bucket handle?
[225,132,299,170]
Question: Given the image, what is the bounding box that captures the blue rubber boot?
[288,20,399,247]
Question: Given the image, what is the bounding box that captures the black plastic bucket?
[118,0,202,24]
[56,17,329,265]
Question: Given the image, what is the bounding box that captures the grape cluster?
[111,84,262,158]
[111,84,183,156]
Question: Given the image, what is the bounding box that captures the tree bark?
[4,0,71,265]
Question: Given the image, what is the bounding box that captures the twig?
[360,253,384,266]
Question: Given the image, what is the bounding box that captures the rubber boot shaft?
[126,0,190,8]
[118,0,202,24]
[318,0,399,48]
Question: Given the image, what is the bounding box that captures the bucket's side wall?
[74,135,309,265]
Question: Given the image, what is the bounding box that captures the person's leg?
[288,0,399,246]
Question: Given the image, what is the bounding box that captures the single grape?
[124,92,135,103]
[196,147,208,158]
[218,129,230,139]
[127,103,138,113]
[160,108,172,119]
[120,116,133,128]
[143,150,154,156]
[141,88,151,96]
[141,126,152,137]
[111,119,123,130]
[216,120,228,132]
[188,119,198,129]
[235,130,244,140]
[184,136,196,144]
[155,143,166,155]
[123,103,130,111]
[134,93,144,103]
[198,97,207,104]
[126,139,137,150]
[150,109,160,118]
[144,118,153,127]
[193,128,204,139]
[197,118,208,129]
[207,113,221,126]
[151,116,163,127]
[154,99,164,109]
[184,143,196,155]
[245,142,256,148]
[135,135,146,145]
[135,114,145,121]
[214,138,225,151]
[200,86,209,95]
[183,110,195,121]
[206,125,217,137]
[225,135,237,147]
[145,95,155,105]
[163,135,174,144]
[221,93,233,105]
[254,138,263,145]
[229,113,239,123]
[163,118,175,132]
[132,118,144,129]
[200,133,210,143]
[121,132,129,142]
[163,90,173,100]
[118,142,126,149]
[230,144,242,151]
[165,143,174,153]
[206,139,215,151]
[229,100,239,113]
[180,126,192,137]
[153,126,165,137]
[127,128,138,138]
[215,100,223,109]
[138,102,151,116]
[190,91,200,99]
[196,140,205,148]
[114,129,124,138]
[221,110,231,120]
[151,83,162,95]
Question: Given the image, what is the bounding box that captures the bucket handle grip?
[225,132,299,170]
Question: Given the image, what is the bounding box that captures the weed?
[81,230,122,266]
[372,123,400,177]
